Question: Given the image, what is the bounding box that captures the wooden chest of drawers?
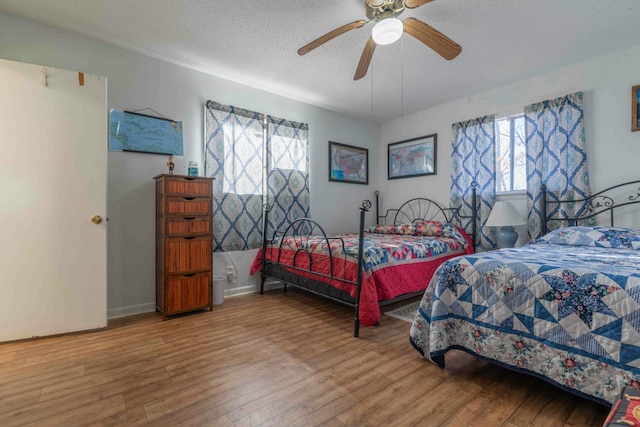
[154,174,214,319]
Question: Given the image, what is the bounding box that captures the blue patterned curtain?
[205,101,310,251]
[205,101,265,251]
[265,117,310,237]
[525,92,591,240]
[451,115,496,249]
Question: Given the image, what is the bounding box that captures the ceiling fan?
[297,0,462,81]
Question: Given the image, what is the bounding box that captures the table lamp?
[485,201,526,248]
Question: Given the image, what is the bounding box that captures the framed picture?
[388,134,437,180]
[633,85,640,132]
[328,141,368,185]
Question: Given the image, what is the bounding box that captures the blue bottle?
[188,161,198,176]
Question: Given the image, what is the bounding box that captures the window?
[495,114,526,192]
[205,101,309,251]
[220,122,264,196]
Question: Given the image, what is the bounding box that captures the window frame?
[495,111,526,195]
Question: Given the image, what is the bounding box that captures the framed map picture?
[633,85,640,132]
[388,134,437,180]
[109,109,184,155]
[329,141,368,185]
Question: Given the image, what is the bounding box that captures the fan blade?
[298,20,367,56]
[354,37,376,80]
[403,17,462,60]
[404,0,435,8]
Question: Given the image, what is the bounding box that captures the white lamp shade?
[371,18,403,45]
[485,201,526,227]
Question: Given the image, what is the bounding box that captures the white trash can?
[212,276,226,305]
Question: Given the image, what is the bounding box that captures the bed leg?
[432,355,445,368]
[260,202,270,296]
[353,199,370,339]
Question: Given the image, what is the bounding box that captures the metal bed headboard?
[376,193,451,224]
[374,182,478,249]
[542,180,640,234]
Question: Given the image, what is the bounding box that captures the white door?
[0,59,107,342]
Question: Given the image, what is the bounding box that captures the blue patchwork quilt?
[410,227,640,405]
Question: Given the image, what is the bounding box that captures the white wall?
[4,9,640,317]
[0,11,379,317]
[378,42,640,245]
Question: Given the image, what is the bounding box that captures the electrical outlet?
[226,265,235,281]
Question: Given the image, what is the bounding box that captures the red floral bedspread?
[250,226,474,327]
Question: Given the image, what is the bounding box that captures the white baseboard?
[108,302,156,320]
[224,280,284,297]
[107,281,284,319]
[263,280,284,292]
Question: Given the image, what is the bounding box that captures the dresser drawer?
[165,236,212,273]
[165,272,211,314]
[166,217,211,237]
[155,174,214,320]
[165,176,212,197]
[165,197,211,216]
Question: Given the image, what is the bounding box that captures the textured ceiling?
[2,0,640,123]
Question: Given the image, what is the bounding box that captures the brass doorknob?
[90,215,103,224]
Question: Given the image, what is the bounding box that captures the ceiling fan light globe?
[371,18,403,45]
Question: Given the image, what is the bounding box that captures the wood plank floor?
[0,289,610,426]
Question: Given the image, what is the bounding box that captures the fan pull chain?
[401,36,404,119]
[370,55,374,118]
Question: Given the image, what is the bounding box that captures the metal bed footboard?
[258,183,480,337]
[259,200,371,337]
